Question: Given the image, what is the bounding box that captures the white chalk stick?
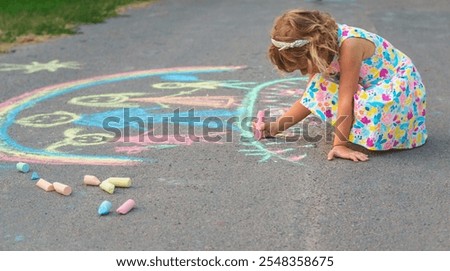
[116,199,135,215]
[83,175,101,186]
[105,177,132,188]
[36,179,54,192]
[99,181,115,194]
[16,162,30,173]
[53,182,72,196]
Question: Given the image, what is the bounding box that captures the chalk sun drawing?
[0,59,81,74]
[0,66,311,166]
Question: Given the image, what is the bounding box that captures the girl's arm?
[334,39,361,145]
[270,101,311,136]
[254,101,311,138]
[328,38,369,162]
[268,74,316,135]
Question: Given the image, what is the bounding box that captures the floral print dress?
[300,24,427,150]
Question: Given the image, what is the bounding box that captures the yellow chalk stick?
[83,175,101,186]
[99,181,115,194]
[105,177,132,188]
[53,182,72,196]
[36,179,54,192]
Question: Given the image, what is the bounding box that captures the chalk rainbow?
[0,66,245,165]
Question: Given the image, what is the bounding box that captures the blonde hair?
[268,9,338,75]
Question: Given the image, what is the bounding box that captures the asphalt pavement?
[0,0,449,250]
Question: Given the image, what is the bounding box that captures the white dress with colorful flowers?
[300,24,427,150]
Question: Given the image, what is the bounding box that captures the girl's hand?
[252,121,277,139]
[327,145,369,162]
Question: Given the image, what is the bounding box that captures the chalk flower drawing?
[16,111,80,128]
[0,59,81,74]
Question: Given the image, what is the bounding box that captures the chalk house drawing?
[0,66,312,166]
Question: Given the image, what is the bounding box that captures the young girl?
[255,9,427,162]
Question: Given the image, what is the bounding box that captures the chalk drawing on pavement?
[0,66,312,166]
[0,66,248,165]
[238,77,316,164]
[16,111,80,128]
[0,60,81,74]
[68,93,144,108]
[46,128,115,152]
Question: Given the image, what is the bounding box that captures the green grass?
[0,0,152,44]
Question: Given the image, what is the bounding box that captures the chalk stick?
[98,200,112,216]
[31,172,40,181]
[16,162,30,173]
[83,175,101,186]
[99,181,115,194]
[253,110,265,140]
[53,182,72,196]
[36,179,54,192]
[116,199,135,215]
[105,177,132,188]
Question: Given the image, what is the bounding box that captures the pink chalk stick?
[116,199,135,215]
[253,110,265,140]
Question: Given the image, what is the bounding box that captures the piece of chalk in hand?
[53,182,72,196]
[98,200,112,216]
[116,199,135,215]
[36,179,54,192]
[99,181,115,194]
[16,162,30,173]
[83,175,101,186]
[253,110,265,140]
[105,177,132,188]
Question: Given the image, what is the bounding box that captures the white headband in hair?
[271,38,309,51]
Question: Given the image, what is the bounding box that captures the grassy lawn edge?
[0,1,155,53]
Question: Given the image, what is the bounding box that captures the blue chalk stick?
[31,172,40,181]
[98,200,112,216]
